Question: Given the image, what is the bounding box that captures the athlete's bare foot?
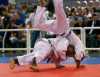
[30,65,39,72]
[9,58,16,69]
[75,60,81,68]
[30,57,39,72]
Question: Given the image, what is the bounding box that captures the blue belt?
[65,30,72,38]
[56,30,72,37]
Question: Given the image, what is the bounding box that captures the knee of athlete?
[36,55,45,63]
[75,44,84,52]
[75,51,85,60]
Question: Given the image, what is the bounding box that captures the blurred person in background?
[0,0,8,6]
[0,15,4,48]
[86,13,100,48]
[25,5,41,48]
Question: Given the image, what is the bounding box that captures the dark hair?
[27,5,37,13]
[46,0,55,13]
[71,8,75,13]
[92,13,97,16]
[0,6,7,16]
[92,7,96,13]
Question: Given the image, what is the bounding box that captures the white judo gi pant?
[17,36,69,65]
[64,31,85,60]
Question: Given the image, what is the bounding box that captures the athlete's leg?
[53,0,69,34]
[55,37,69,60]
[67,31,86,68]
[9,39,51,70]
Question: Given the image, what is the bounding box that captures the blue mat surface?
[0,54,100,64]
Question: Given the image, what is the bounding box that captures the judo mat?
[0,52,100,77]
[0,64,100,77]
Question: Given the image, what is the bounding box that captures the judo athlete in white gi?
[9,0,85,70]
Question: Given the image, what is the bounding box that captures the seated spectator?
[0,15,4,48]
[9,32,19,48]
[0,0,8,6]
[14,11,26,28]
[86,13,100,48]
[18,31,26,48]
